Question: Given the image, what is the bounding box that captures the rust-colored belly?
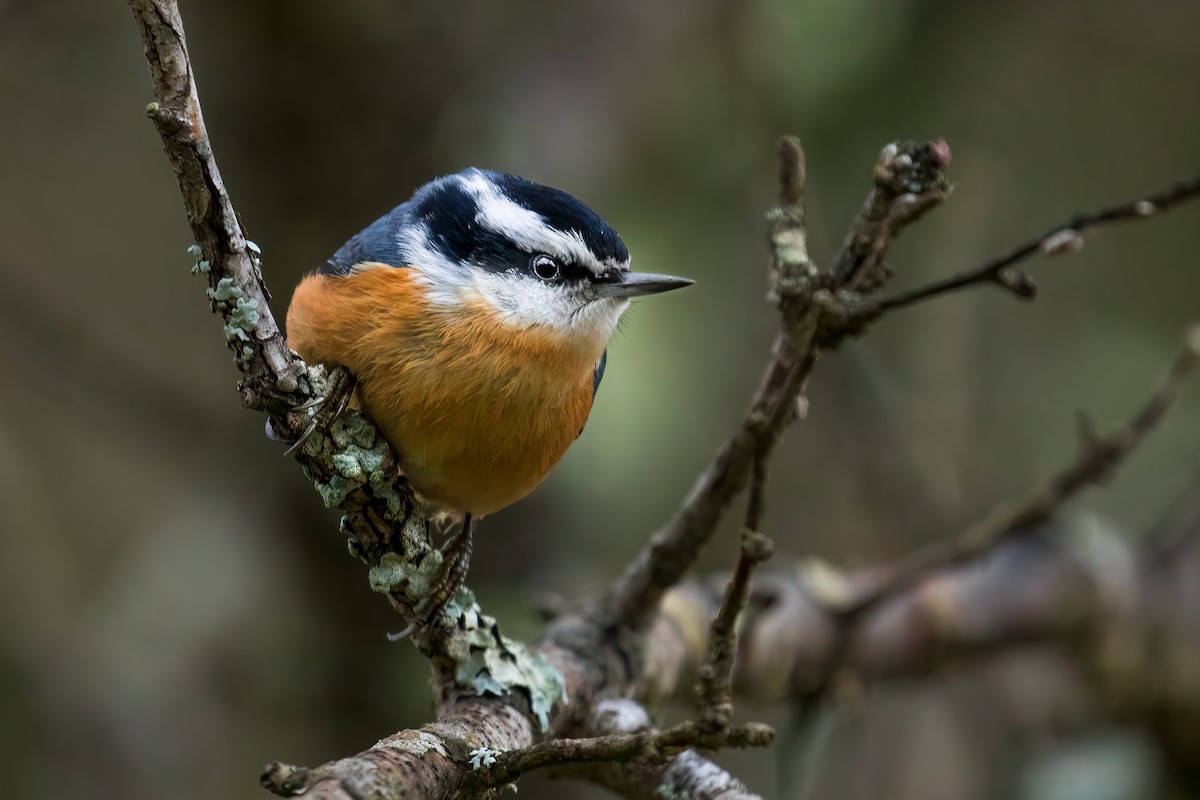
[287,268,601,515]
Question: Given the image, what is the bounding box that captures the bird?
[284,167,692,624]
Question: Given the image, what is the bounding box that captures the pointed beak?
[592,271,694,299]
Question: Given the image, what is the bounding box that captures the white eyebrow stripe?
[459,171,627,274]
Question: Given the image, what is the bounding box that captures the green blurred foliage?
[1,1,1198,798]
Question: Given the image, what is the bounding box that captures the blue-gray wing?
[578,350,607,438]
[321,206,408,276]
[593,349,607,401]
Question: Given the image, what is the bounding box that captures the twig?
[459,455,778,795]
[841,323,1200,616]
[127,0,309,416]
[831,139,954,292]
[605,139,952,629]
[652,496,1200,721]
[459,715,774,792]
[696,448,775,731]
[869,174,1200,315]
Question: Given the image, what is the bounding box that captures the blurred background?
[2,1,1199,798]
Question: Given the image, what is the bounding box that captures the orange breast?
[287,266,604,516]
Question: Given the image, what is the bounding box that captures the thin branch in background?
[840,323,1200,616]
[696,446,775,731]
[461,453,779,795]
[868,174,1200,315]
[606,139,953,629]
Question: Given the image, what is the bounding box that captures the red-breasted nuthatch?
[286,168,691,620]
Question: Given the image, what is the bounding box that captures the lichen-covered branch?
[128,0,306,413]
[456,700,772,793]
[129,0,568,777]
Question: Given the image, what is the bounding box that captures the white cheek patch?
[468,272,628,342]
[396,223,627,344]
[459,171,628,275]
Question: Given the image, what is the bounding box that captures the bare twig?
[458,456,779,795]
[840,324,1200,616]
[127,0,309,416]
[606,139,952,629]
[831,139,954,292]
[459,717,773,793]
[868,174,1200,315]
[653,508,1200,733]
[696,449,775,731]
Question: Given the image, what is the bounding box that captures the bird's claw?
[282,367,356,455]
[386,515,475,641]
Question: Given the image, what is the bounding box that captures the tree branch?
[605,139,954,629]
[838,324,1200,616]
[128,5,575,739]
[867,174,1200,315]
[127,0,307,414]
[643,327,1199,732]
[696,448,775,732]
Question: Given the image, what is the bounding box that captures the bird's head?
[390,168,691,344]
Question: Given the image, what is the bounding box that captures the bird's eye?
[530,254,561,282]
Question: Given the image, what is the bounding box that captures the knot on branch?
[740,529,775,562]
[767,137,814,311]
[260,762,310,797]
[833,138,953,292]
[874,138,953,196]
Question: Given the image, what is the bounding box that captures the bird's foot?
[388,514,475,641]
[279,366,356,455]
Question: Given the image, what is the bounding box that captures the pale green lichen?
[223,297,259,342]
[368,553,407,593]
[369,472,406,517]
[294,365,567,731]
[367,538,568,730]
[657,784,685,800]
[447,603,567,732]
[316,474,356,508]
[367,549,444,596]
[365,518,444,599]
[187,243,211,275]
[207,276,241,302]
[330,414,377,450]
[305,411,392,509]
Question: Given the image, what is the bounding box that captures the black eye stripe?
[528,254,596,284]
